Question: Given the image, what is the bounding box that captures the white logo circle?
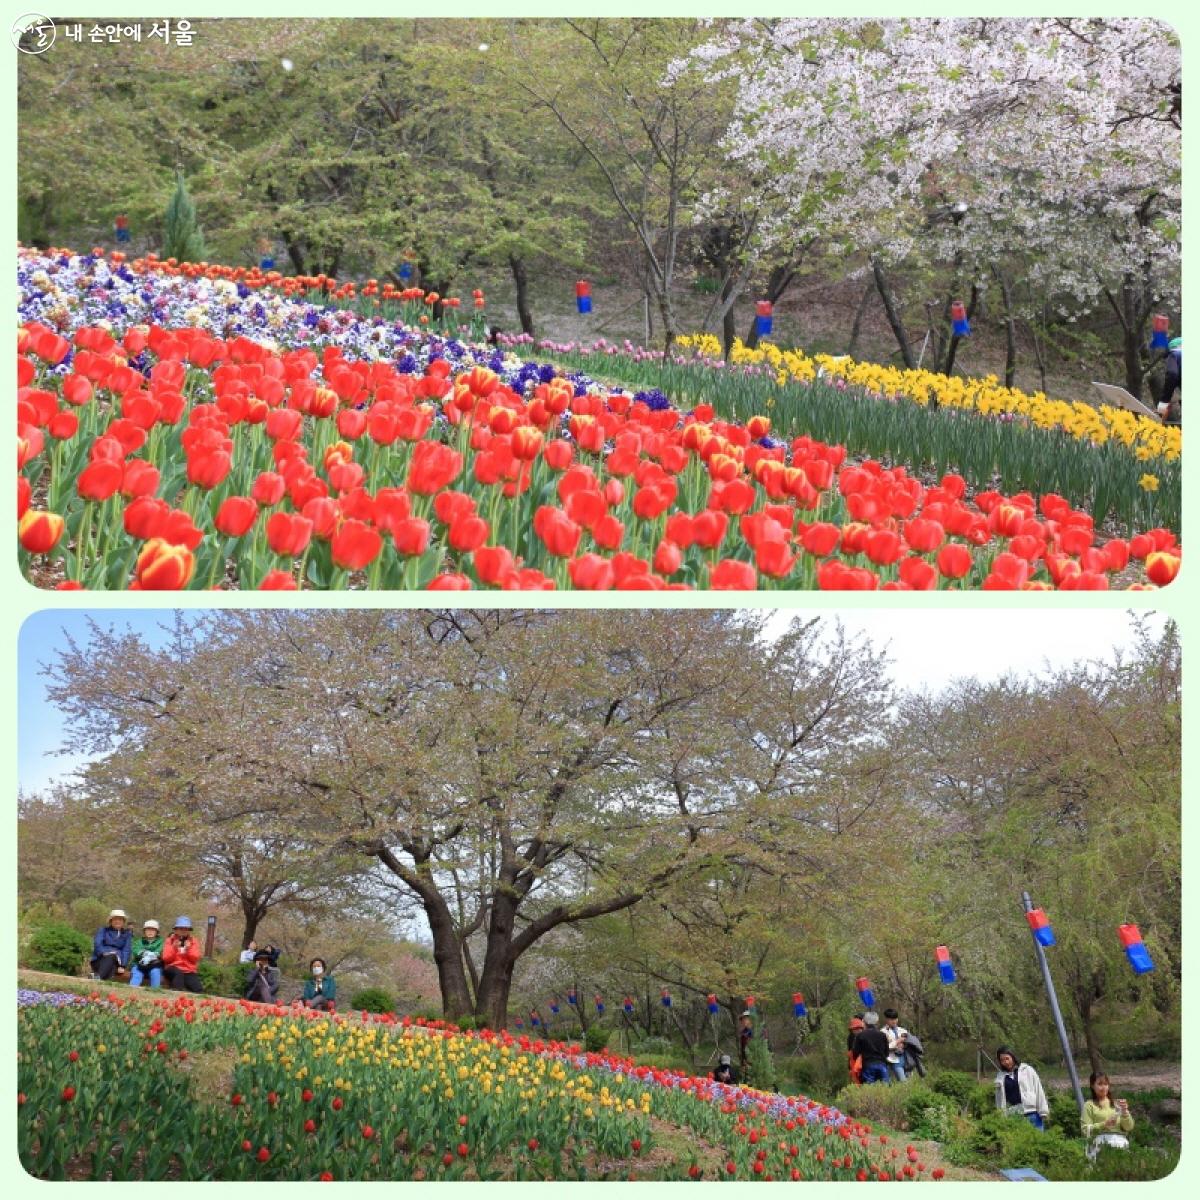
[12,13,56,54]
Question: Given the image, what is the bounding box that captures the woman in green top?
[128,919,165,988]
[1082,1072,1133,1160]
[301,958,336,1011]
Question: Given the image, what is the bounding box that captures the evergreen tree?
[163,169,206,262]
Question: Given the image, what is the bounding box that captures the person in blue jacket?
[91,908,132,981]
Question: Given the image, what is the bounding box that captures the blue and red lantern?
[623,996,634,1015]
[399,260,414,282]
[576,280,593,315]
[514,1015,524,1030]
[549,997,560,1016]
[951,300,970,337]
[755,300,773,338]
[660,988,672,1009]
[566,988,577,1007]
[935,945,957,985]
[792,992,807,1018]
[1118,924,1155,975]
[594,993,605,1015]
[1152,314,1170,350]
[259,256,275,270]
[530,1010,541,1027]
[114,215,131,244]
[706,993,719,1015]
[855,977,875,1010]
[1026,908,1056,947]
[744,995,756,1013]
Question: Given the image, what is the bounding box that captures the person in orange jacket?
[847,1015,866,1084]
[162,916,204,993]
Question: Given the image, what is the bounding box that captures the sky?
[17,607,1165,795]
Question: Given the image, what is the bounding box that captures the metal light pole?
[1021,891,1085,1112]
[204,914,217,960]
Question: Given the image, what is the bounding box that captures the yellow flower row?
[676,334,1181,464]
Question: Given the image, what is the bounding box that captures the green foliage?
[196,959,241,998]
[1048,1090,1080,1137]
[961,1110,1089,1177]
[929,1069,977,1107]
[351,987,396,1014]
[745,1030,777,1092]
[967,1084,997,1120]
[584,1025,611,1053]
[834,1079,923,1130]
[631,1036,674,1057]
[25,922,91,975]
[775,1056,821,1097]
[904,1088,958,1141]
[163,171,206,263]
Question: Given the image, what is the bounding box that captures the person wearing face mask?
[300,958,336,1011]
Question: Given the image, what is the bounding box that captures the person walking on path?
[852,1012,892,1085]
[993,1046,1049,1130]
[882,1008,909,1082]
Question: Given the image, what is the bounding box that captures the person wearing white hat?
[90,909,132,981]
[128,919,165,989]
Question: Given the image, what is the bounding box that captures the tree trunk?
[846,281,874,358]
[943,284,980,378]
[1081,997,1104,1076]
[994,267,1018,388]
[871,258,915,368]
[745,263,797,350]
[509,254,535,336]
[420,895,474,1019]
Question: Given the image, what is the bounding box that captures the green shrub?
[905,1088,958,1141]
[1048,1090,1080,1137]
[350,987,395,1014]
[584,1025,610,1053]
[196,959,241,997]
[1087,1144,1180,1181]
[966,1111,1088,1177]
[632,1036,674,1057]
[745,1030,777,1092]
[967,1082,997,1119]
[930,1068,977,1107]
[26,922,92,975]
[834,1079,923,1130]
[775,1056,820,1096]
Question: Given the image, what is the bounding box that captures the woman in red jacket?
[162,916,204,992]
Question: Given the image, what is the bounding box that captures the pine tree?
[162,170,206,263]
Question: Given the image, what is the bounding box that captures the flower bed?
[17,248,1180,590]
[17,989,935,1181]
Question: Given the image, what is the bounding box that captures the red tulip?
[935,543,972,580]
[77,458,124,502]
[215,496,258,538]
[709,559,756,590]
[568,553,615,590]
[407,441,463,495]
[259,569,298,590]
[1145,551,1180,587]
[534,506,582,557]
[332,519,383,570]
[266,512,314,557]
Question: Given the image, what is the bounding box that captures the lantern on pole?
[1151,314,1170,350]
[623,996,634,1015]
[594,993,605,1015]
[549,996,561,1016]
[1025,908,1056,947]
[399,259,414,282]
[792,992,807,1018]
[114,215,131,244]
[660,988,672,1009]
[855,977,875,1010]
[204,914,217,959]
[566,987,577,1007]
[530,1009,541,1027]
[575,280,593,315]
[744,995,756,1014]
[515,1014,525,1030]
[706,993,719,1015]
[951,300,971,337]
[1118,925,1155,975]
[935,945,957,985]
[755,300,773,338]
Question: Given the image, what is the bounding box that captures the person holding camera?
[128,919,165,988]
[1082,1072,1135,1160]
[882,1009,910,1082]
[300,958,337,1011]
[162,916,204,992]
[90,908,132,981]
[245,948,282,1003]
